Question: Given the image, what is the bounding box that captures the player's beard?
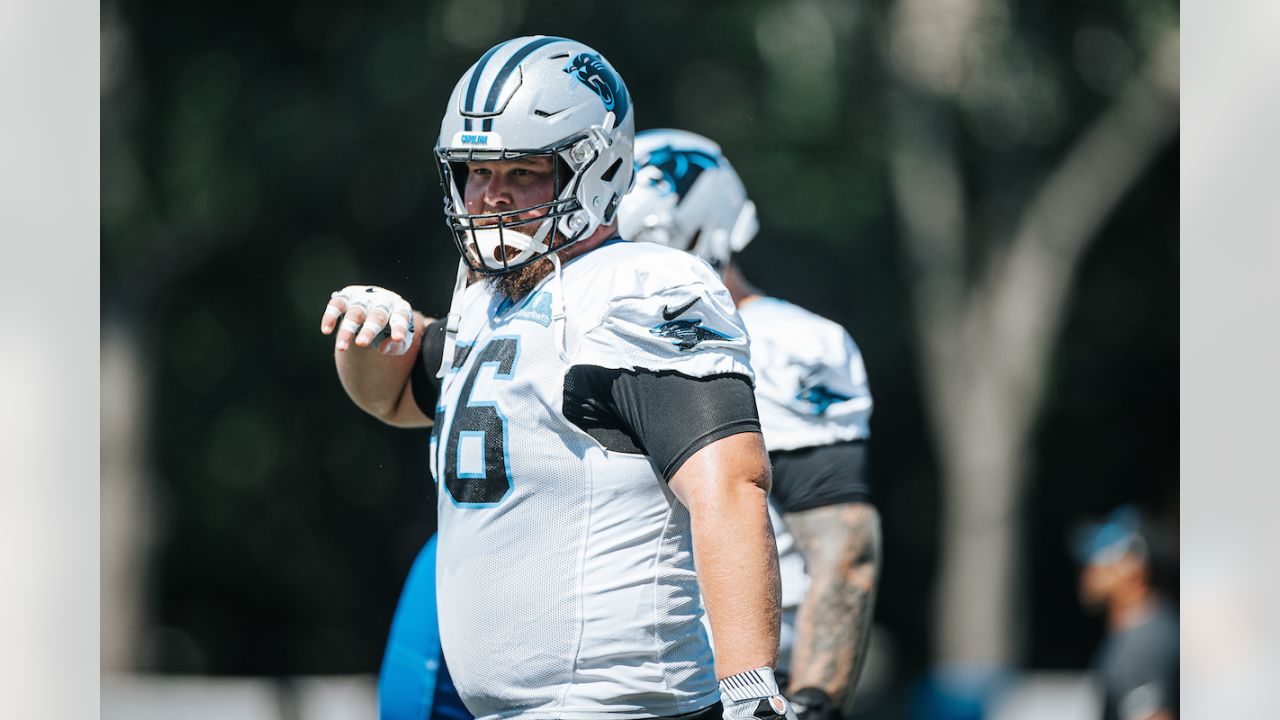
[488,255,554,301]
[482,219,567,301]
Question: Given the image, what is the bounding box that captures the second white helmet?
[617,129,758,273]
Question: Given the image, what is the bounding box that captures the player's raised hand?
[321,285,416,355]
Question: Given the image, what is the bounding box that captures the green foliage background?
[102,0,1177,684]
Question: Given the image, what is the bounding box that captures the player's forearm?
[690,481,782,677]
[334,311,425,422]
[785,502,881,701]
[669,433,782,679]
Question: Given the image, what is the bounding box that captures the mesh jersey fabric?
[429,240,752,720]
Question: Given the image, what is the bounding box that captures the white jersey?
[429,241,753,720]
[737,297,872,453]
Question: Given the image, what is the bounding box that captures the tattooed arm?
[784,501,882,708]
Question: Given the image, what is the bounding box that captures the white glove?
[320,285,416,356]
[720,667,798,720]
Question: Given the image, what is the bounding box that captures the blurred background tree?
[883,0,1178,677]
[101,0,1177,710]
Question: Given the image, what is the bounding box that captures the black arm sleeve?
[768,440,873,513]
[563,366,761,481]
[409,319,447,419]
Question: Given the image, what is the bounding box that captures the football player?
[618,129,881,720]
[321,38,796,720]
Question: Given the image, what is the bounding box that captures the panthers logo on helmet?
[563,53,630,120]
[642,146,720,199]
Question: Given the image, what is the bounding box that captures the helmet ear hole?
[603,193,621,224]
[600,157,623,183]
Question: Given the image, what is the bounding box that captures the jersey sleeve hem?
[662,420,763,481]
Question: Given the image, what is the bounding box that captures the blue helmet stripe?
[480,36,568,131]
[463,39,511,131]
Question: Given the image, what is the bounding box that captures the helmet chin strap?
[438,259,470,379]
[549,251,569,362]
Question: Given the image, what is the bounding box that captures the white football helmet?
[435,36,636,274]
[617,129,758,273]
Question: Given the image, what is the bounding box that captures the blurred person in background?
[379,534,470,720]
[1074,505,1179,720]
[321,37,797,720]
[618,129,880,720]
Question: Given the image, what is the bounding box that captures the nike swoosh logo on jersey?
[661,297,699,320]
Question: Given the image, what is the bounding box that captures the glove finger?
[336,303,367,351]
[387,304,414,342]
[321,292,350,334]
[355,303,391,347]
